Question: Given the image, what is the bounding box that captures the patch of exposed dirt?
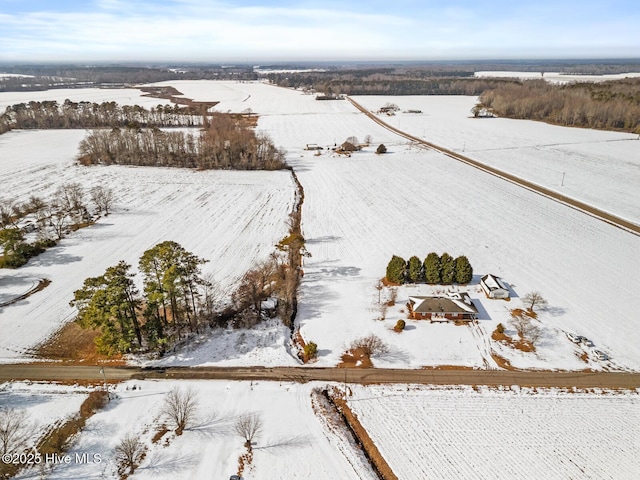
[491,352,516,370]
[338,347,373,368]
[492,330,535,353]
[35,321,124,365]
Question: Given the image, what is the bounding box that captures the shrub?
[376,144,387,154]
[350,334,389,357]
[496,323,505,334]
[394,320,406,332]
[304,342,318,361]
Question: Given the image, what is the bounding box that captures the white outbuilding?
[480,274,510,299]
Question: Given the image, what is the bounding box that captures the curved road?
[346,97,640,237]
[1,365,639,389]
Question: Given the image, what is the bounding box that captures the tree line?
[0,100,205,133]
[479,78,640,133]
[0,184,113,268]
[386,252,473,285]
[77,113,287,170]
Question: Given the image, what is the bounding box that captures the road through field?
[1,364,639,389]
[346,97,640,237]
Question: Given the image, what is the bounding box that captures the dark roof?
[409,293,478,314]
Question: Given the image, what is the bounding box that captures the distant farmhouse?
[480,274,510,299]
[408,293,478,322]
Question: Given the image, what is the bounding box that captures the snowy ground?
[0,381,90,454]
[348,384,640,480]
[0,87,171,112]
[0,129,295,363]
[352,95,640,225]
[2,81,639,372]
[13,380,376,480]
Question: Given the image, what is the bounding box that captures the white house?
[480,274,510,299]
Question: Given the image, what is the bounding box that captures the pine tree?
[385,255,407,284]
[440,252,455,284]
[70,261,141,355]
[407,256,424,283]
[423,252,441,284]
[455,255,473,284]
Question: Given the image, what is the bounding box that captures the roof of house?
[409,293,478,315]
[480,274,508,292]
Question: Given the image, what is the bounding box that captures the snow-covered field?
[13,380,376,480]
[1,80,640,371]
[351,95,640,225]
[0,87,171,112]
[0,381,89,454]
[5,380,638,480]
[0,128,295,363]
[348,384,640,479]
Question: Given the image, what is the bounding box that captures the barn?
[480,274,510,299]
[408,293,478,322]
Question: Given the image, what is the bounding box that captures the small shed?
[480,274,510,299]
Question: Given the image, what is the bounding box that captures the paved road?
[1,364,639,389]
[346,97,640,237]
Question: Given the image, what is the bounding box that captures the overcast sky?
[1,0,638,63]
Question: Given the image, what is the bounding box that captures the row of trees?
[0,184,113,268]
[479,78,640,133]
[71,241,211,355]
[0,100,205,134]
[77,113,287,170]
[386,252,473,285]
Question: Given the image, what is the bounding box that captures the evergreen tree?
[70,261,141,355]
[440,252,455,284]
[407,255,424,283]
[385,255,407,284]
[423,252,441,284]
[455,255,473,284]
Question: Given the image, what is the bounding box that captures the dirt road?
[346,97,640,237]
[1,364,639,389]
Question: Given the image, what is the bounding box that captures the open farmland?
[352,95,640,225]
[348,384,640,479]
[0,128,295,363]
[1,80,640,371]
[13,380,376,480]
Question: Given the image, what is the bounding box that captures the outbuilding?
[480,274,510,299]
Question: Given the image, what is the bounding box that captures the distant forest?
[480,78,640,132]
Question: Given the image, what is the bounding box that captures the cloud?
[0,1,638,61]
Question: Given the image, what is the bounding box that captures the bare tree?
[55,183,85,217]
[234,413,263,451]
[114,433,146,476]
[522,291,548,312]
[0,408,31,455]
[90,185,115,216]
[375,279,383,304]
[161,387,198,435]
[350,334,389,357]
[510,312,542,346]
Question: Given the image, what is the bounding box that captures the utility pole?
[561,172,566,186]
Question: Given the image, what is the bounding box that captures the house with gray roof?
[408,292,478,322]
